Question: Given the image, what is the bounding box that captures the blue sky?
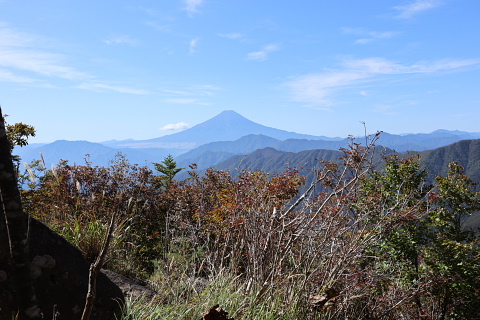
[1,0,479,143]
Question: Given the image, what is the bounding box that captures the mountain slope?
[214,147,345,175]
[203,139,480,186]
[176,134,282,166]
[106,110,333,149]
[15,140,170,168]
[419,139,480,184]
[15,110,480,172]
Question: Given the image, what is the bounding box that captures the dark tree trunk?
[0,107,42,319]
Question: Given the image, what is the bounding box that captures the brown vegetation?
[5,113,480,319]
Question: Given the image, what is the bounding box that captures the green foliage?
[121,270,311,320]
[421,162,480,319]
[21,154,166,273]
[360,157,480,319]
[19,131,480,319]
[153,154,184,190]
[3,115,36,151]
[2,114,36,171]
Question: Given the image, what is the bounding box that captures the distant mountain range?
[192,139,480,188]
[102,110,337,149]
[14,110,480,182]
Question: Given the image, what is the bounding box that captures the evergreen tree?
[153,154,184,189]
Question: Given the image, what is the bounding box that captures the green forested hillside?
[419,139,480,186]
[206,139,480,187]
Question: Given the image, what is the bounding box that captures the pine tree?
[153,154,184,189]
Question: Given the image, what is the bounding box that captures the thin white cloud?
[103,35,139,46]
[371,31,401,39]
[184,0,204,15]
[219,33,243,39]
[355,31,400,44]
[394,0,443,19]
[164,84,219,96]
[191,84,220,95]
[162,84,219,105]
[0,27,34,47]
[340,27,364,35]
[285,57,480,108]
[286,71,367,107]
[160,122,190,131]
[343,57,479,74]
[165,98,208,105]
[145,21,172,33]
[189,38,199,54]
[0,48,88,81]
[164,89,191,95]
[373,105,398,115]
[0,69,36,83]
[77,82,150,95]
[0,25,154,95]
[341,27,400,44]
[0,27,90,82]
[355,38,374,45]
[247,44,280,61]
[137,6,159,18]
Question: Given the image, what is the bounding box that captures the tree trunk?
[0,107,42,319]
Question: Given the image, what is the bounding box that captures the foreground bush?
[21,154,167,275]
[20,135,480,319]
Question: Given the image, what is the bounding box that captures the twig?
[81,210,117,320]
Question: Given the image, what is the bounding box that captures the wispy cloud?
[356,31,400,44]
[394,0,444,19]
[191,84,220,95]
[165,98,206,104]
[0,25,152,93]
[247,44,280,61]
[1,50,87,80]
[341,27,400,44]
[372,104,398,115]
[184,0,204,15]
[164,89,191,95]
[285,57,479,108]
[160,122,190,131]
[0,27,90,82]
[343,57,479,74]
[103,35,139,46]
[189,38,199,54]
[137,6,159,18]
[219,33,244,39]
[0,69,36,83]
[145,21,172,33]
[285,71,367,108]
[163,84,220,104]
[77,82,150,95]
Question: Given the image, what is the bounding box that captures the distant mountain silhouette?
[14,110,480,173]
[419,139,480,185]
[14,140,169,168]
[193,139,480,187]
[175,129,480,171]
[105,110,335,149]
[175,134,350,170]
[177,146,393,182]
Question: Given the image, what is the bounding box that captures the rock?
[0,217,125,320]
[309,287,340,310]
[102,269,157,302]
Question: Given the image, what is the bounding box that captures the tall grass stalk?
[120,269,317,320]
